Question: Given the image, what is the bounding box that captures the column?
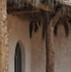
[0,0,8,72]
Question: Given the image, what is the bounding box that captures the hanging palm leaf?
[42,24,45,39]
[54,18,61,36]
[67,18,71,24]
[34,21,39,32]
[42,21,47,39]
[54,18,69,37]
[54,23,58,36]
[29,22,33,38]
[63,21,69,37]
[29,20,41,38]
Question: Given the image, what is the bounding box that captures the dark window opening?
[15,43,22,72]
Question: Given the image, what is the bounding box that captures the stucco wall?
[7,14,46,72]
[54,24,71,72]
[31,25,46,72]
[7,14,31,72]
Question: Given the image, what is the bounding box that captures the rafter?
[26,0,71,11]
[8,10,39,15]
[26,0,52,11]
[63,13,71,18]
[27,2,52,12]
[60,1,71,7]
[7,0,71,15]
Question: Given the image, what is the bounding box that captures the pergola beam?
[59,1,71,7]
[26,0,52,12]
[46,7,62,72]
[8,10,39,15]
[7,0,71,15]
[26,0,71,11]
[7,0,52,13]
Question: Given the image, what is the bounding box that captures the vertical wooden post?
[0,0,8,72]
[46,8,62,72]
[45,13,54,72]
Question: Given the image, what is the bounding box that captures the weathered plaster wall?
[7,14,31,72]
[7,14,46,72]
[31,26,46,72]
[54,24,71,72]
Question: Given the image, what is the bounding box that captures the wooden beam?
[32,3,52,12]
[7,0,71,13]
[52,9,62,27]
[26,0,52,12]
[26,0,71,11]
[60,2,71,7]
[64,13,71,18]
[8,10,39,15]
[46,8,62,72]
[7,0,52,12]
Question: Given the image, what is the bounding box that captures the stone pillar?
[0,0,8,72]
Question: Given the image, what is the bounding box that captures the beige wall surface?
[7,14,46,72]
[7,14,71,72]
[54,24,71,72]
[7,14,31,72]
[31,24,46,72]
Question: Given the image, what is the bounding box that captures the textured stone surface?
[0,0,8,72]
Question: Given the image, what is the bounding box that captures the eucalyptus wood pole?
[0,0,9,72]
[45,8,62,72]
[45,13,54,72]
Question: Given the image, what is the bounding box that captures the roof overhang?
[57,0,71,6]
[7,0,71,15]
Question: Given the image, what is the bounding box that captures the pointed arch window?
[15,43,22,72]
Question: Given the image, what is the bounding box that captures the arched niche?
[14,41,25,72]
